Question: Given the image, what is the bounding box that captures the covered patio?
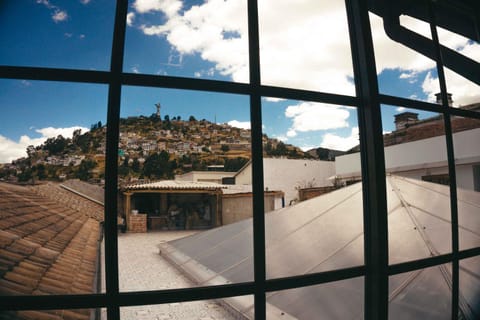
[122,181,224,232]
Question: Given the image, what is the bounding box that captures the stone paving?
[101,231,236,320]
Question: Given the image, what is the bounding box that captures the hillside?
[1,115,312,184]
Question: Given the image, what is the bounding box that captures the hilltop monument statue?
[155,102,161,118]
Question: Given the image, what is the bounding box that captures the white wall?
[236,158,335,205]
[175,171,236,183]
[334,128,480,191]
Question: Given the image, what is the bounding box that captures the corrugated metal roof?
[124,180,227,191]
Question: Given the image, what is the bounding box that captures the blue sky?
[0,0,479,163]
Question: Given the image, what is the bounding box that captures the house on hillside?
[335,103,480,191]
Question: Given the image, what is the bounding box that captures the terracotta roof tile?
[0,182,102,319]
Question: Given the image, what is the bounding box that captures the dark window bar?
[0,0,479,319]
[346,0,389,319]
[428,2,460,319]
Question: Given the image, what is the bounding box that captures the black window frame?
[1,0,480,319]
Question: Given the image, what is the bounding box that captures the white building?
[335,115,480,191]
[175,171,237,184]
[235,158,336,205]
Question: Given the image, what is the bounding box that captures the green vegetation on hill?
[2,115,313,184]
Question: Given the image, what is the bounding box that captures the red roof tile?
[0,183,101,319]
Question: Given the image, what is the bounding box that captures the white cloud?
[396,106,406,112]
[80,0,91,4]
[320,127,359,151]
[286,129,297,138]
[52,10,68,23]
[193,67,215,78]
[127,12,135,26]
[399,71,418,83]
[133,0,182,17]
[298,145,317,152]
[399,72,414,79]
[285,102,350,132]
[227,120,250,130]
[131,65,140,73]
[37,0,53,9]
[21,80,31,87]
[79,34,86,39]
[422,57,480,106]
[0,126,89,164]
[37,0,68,23]
[129,1,480,107]
[274,135,288,142]
[263,97,285,102]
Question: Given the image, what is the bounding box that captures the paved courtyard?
[101,231,236,320]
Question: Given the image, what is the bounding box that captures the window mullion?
[104,0,128,319]
[345,1,389,319]
[247,0,266,318]
[428,2,460,319]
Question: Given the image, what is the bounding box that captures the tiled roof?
[0,183,101,320]
[31,183,104,222]
[60,179,104,204]
[124,180,226,191]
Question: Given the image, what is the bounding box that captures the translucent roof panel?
[389,265,452,320]
[159,175,480,319]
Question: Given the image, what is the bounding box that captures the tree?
[189,115,197,122]
[33,164,47,180]
[76,159,97,181]
[221,144,230,153]
[143,150,174,179]
[274,141,287,156]
[224,157,248,172]
[264,141,273,155]
[44,135,68,155]
[131,158,140,173]
[72,129,82,142]
[17,167,33,183]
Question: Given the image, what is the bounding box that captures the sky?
[0,0,479,163]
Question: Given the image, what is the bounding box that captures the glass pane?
[450,116,480,250]
[437,25,480,64]
[0,2,114,70]
[436,20,480,109]
[370,10,440,102]
[117,87,254,291]
[399,15,432,40]
[2,308,99,320]
[267,277,364,319]
[258,0,354,95]
[123,0,248,81]
[460,256,480,319]
[0,80,107,296]
[438,67,480,109]
[381,105,452,264]
[389,264,452,320]
[262,100,363,278]
[121,297,248,320]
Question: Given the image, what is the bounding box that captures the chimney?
[394,112,419,130]
[435,92,453,106]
